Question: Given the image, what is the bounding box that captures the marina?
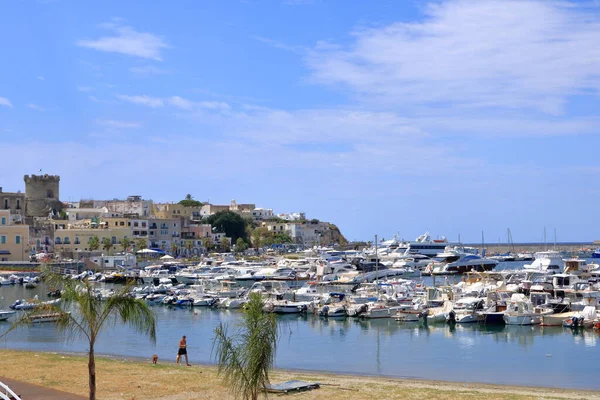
[1,250,600,390]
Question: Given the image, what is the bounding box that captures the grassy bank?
[0,350,597,400]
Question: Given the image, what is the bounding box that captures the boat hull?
[503,314,541,325]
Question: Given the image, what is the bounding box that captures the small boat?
[446,297,484,324]
[0,277,12,286]
[10,298,61,311]
[27,312,69,324]
[503,294,547,325]
[24,281,38,289]
[0,310,16,321]
[268,300,311,314]
[562,306,597,329]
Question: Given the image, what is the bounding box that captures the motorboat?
[421,301,454,323]
[266,300,312,314]
[523,251,563,273]
[431,250,498,275]
[26,312,69,323]
[503,294,548,325]
[446,297,484,323]
[562,306,597,328]
[0,310,16,321]
[0,277,12,286]
[10,298,61,311]
[477,291,512,324]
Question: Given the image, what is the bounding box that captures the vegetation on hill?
[178,194,205,208]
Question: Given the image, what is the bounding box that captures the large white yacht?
[430,249,498,275]
[523,251,563,273]
[384,232,452,258]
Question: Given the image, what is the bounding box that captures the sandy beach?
[0,350,598,400]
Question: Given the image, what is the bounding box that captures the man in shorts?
[176,335,191,366]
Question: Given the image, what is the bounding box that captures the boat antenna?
[375,234,379,296]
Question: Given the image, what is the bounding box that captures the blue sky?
[1,0,600,243]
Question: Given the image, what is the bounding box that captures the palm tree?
[3,272,156,400]
[213,293,278,400]
[185,240,193,257]
[120,238,130,253]
[101,237,112,255]
[89,235,100,252]
[170,241,178,256]
[135,238,147,252]
[221,238,231,253]
[185,193,193,201]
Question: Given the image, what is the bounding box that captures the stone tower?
[24,174,62,217]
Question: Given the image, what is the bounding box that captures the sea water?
[0,265,598,390]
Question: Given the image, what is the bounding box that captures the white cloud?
[168,96,194,110]
[117,94,164,108]
[129,65,167,76]
[0,97,13,108]
[37,76,45,81]
[77,86,93,92]
[118,95,232,111]
[96,119,141,129]
[27,104,45,111]
[307,0,600,114]
[77,22,168,60]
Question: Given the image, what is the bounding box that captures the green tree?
[185,240,193,256]
[202,237,212,252]
[3,272,156,400]
[179,194,204,208]
[213,293,278,400]
[235,238,249,253]
[101,237,112,255]
[171,241,179,256]
[88,235,100,252]
[135,238,147,251]
[204,211,248,242]
[120,238,130,253]
[251,229,262,250]
[221,237,231,252]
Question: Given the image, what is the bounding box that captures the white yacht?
[430,249,498,275]
[523,251,563,273]
[402,232,452,257]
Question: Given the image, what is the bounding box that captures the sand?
[1,350,598,400]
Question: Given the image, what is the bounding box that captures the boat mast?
[375,234,379,295]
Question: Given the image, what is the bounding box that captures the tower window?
[47,190,54,198]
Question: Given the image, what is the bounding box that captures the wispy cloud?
[0,97,13,108]
[129,65,168,76]
[27,104,45,111]
[168,96,230,111]
[254,36,304,53]
[96,119,141,129]
[117,94,164,108]
[77,21,168,60]
[77,86,93,92]
[117,94,231,111]
[306,0,600,115]
[37,76,45,81]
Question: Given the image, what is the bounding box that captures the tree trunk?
[88,344,96,400]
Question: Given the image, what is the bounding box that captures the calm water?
[1,263,599,390]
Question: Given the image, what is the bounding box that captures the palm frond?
[212,293,278,400]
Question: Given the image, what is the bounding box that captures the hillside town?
[0,174,346,262]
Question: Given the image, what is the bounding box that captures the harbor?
[2,242,600,390]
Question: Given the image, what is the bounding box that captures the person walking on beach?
[176,335,191,366]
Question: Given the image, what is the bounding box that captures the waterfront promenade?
[1,350,598,400]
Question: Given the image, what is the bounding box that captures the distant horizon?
[1,0,599,243]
